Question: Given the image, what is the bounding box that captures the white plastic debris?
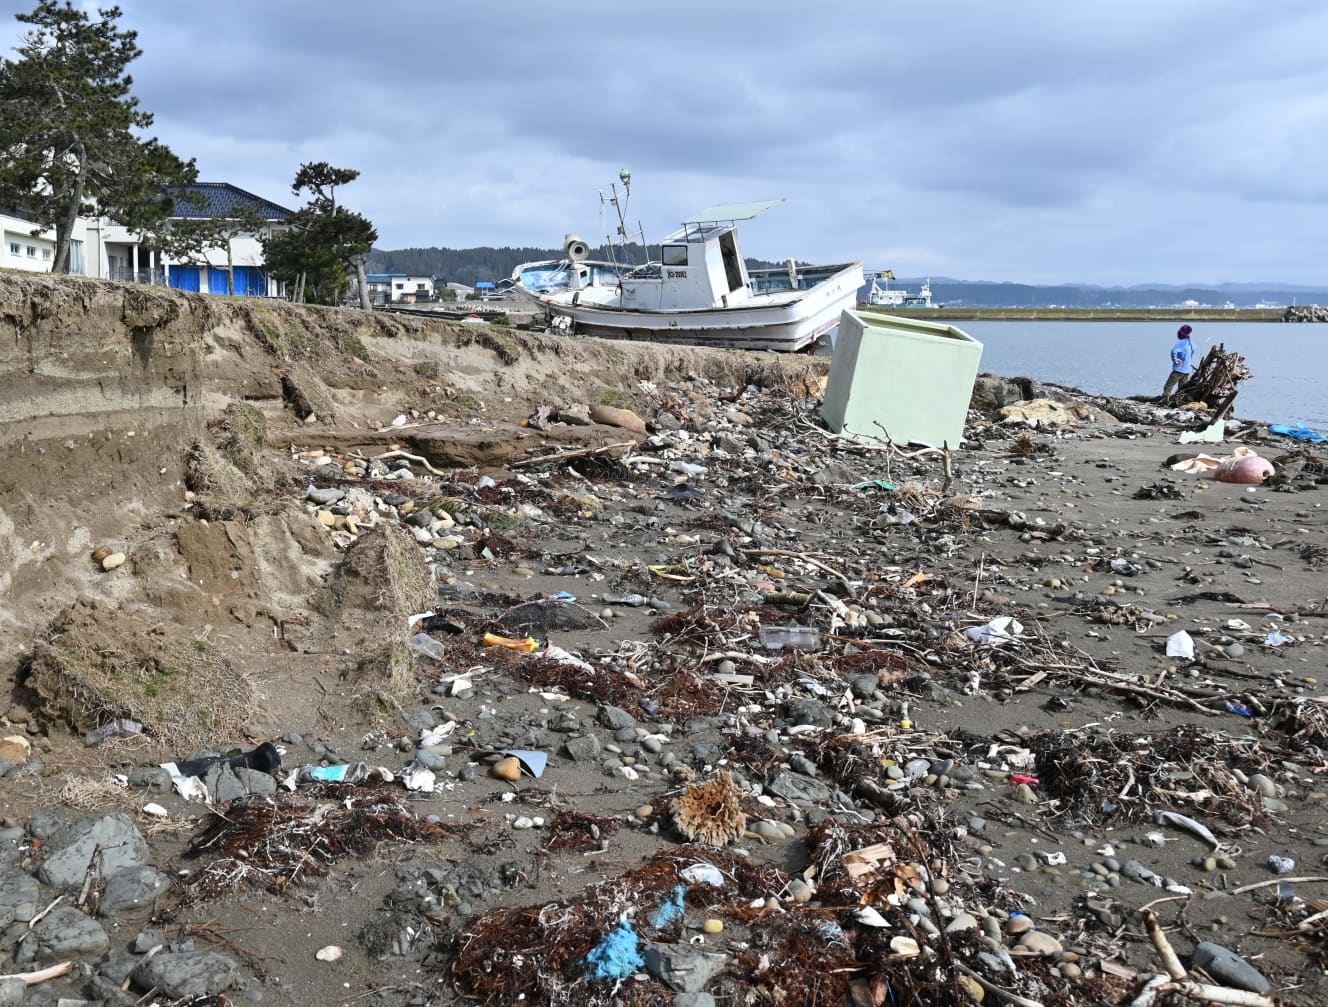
[854,907,890,927]
[315,945,343,962]
[390,414,408,427]
[402,765,436,792]
[1040,851,1068,866]
[681,863,726,887]
[419,723,456,747]
[965,617,1023,647]
[1165,630,1195,660]
[141,803,168,818]
[1266,631,1294,647]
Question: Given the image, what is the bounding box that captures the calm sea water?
[957,320,1327,429]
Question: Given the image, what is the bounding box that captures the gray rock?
[307,486,346,505]
[904,759,931,779]
[765,771,832,804]
[127,766,173,792]
[789,754,819,778]
[205,764,248,803]
[131,951,239,999]
[36,813,150,890]
[673,995,716,1007]
[26,809,63,841]
[850,675,880,699]
[644,945,728,993]
[99,865,171,917]
[236,767,277,795]
[564,735,602,762]
[1192,942,1270,994]
[0,874,39,928]
[15,905,110,965]
[0,977,24,1007]
[133,929,167,953]
[597,705,636,731]
[413,749,447,771]
[782,698,833,728]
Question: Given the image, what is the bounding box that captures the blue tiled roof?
[172,183,295,221]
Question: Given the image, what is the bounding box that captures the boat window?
[719,231,744,292]
[662,245,687,266]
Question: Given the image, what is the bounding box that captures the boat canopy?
[681,199,784,226]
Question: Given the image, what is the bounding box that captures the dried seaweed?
[180,788,457,902]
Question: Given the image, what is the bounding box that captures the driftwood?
[508,441,636,469]
[0,961,74,985]
[1138,909,1276,1007]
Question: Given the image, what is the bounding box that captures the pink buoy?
[1214,454,1274,484]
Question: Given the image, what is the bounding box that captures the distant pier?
[859,306,1293,322]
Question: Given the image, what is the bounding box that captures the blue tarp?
[1269,424,1328,443]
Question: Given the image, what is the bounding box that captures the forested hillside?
[366,243,648,285]
[365,244,784,286]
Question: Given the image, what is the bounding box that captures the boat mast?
[598,169,649,276]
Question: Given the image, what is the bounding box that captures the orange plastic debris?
[482,632,540,652]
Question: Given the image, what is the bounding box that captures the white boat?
[865,272,937,308]
[510,187,863,352]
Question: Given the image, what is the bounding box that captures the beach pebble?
[101,552,126,571]
[702,919,723,934]
[1018,931,1063,956]
[787,879,814,903]
[1005,914,1034,936]
[492,757,522,781]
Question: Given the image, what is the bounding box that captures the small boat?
[510,181,863,352]
[865,272,937,309]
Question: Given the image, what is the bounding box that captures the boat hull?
[517,262,865,352]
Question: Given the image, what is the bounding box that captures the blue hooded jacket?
[1170,337,1195,374]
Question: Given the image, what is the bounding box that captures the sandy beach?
[1,272,1326,1007]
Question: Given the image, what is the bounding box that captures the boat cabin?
[616,200,783,311]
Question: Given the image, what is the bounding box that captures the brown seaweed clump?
[670,771,747,846]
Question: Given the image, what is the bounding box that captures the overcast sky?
[5,1,1327,285]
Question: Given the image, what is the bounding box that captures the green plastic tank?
[821,310,983,448]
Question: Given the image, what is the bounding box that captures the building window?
[26,245,37,258]
[662,245,688,266]
[42,248,52,260]
[8,243,18,256]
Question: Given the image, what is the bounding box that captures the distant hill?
[367,246,1328,307]
[875,278,1328,309]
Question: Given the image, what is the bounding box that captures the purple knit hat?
[1177,324,1193,338]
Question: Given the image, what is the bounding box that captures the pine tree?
[262,162,377,306]
[0,2,197,273]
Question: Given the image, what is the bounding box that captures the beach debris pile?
[11,368,1328,1006]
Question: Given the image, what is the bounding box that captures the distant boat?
[510,178,863,352]
[864,272,937,308]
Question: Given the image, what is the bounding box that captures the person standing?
[1162,324,1195,397]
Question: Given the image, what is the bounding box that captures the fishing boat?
[510,177,863,352]
[865,272,937,308]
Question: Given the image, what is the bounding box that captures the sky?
[4,0,1328,286]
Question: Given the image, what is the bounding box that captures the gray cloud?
[2,0,1326,283]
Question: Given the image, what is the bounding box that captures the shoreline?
[862,305,1296,322]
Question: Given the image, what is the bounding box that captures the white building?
[364,274,435,305]
[1,182,295,297]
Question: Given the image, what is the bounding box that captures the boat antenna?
[599,169,647,276]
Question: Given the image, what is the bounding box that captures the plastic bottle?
[84,719,144,746]
[758,625,821,651]
[410,632,446,662]
[297,762,369,784]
